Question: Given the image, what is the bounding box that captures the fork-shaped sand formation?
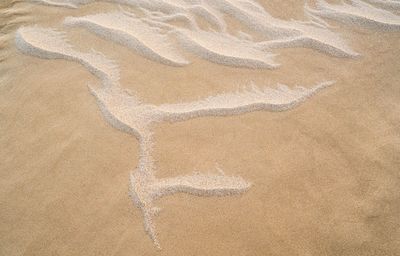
[18,0,400,249]
[16,25,333,248]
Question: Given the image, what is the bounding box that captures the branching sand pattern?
[18,0,400,249]
[15,25,333,247]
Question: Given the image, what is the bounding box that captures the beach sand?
[1,0,399,255]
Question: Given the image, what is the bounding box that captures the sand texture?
[1,0,400,255]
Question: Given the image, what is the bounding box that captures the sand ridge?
[367,0,400,12]
[9,0,400,251]
[308,0,400,31]
[35,0,361,68]
[64,12,189,66]
[15,24,334,248]
[63,9,279,68]
[15,26,120,88]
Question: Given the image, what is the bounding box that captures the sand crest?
[15,24,334,247]
[3,0,400,253]
[64,12,189,67]
[309,0,400,31]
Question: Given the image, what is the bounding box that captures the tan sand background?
[1,1,399,255]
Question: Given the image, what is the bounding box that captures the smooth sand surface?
[1,0,400,255]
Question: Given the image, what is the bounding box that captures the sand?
[1,0,400,255]
[309,0,400,31]
[15,23,335,247]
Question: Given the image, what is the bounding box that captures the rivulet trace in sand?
[2,0,400,254]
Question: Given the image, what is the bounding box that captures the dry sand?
[1,0,400,255]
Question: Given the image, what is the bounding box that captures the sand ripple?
[15,24,334,248]
[64,12,189,66]
[309,0,400,31]
[16,0,400,249]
